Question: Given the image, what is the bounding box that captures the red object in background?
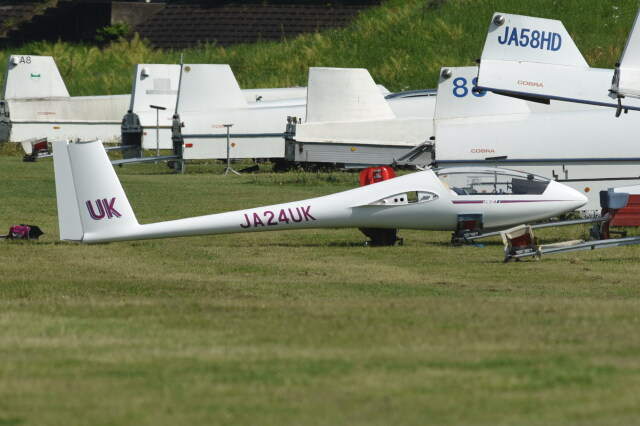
[600,194,640,239]
[610,194,640,227]
[359,166,396,186]
[32,140,48,153]
[460,218,482,232]
[509,233,532,249]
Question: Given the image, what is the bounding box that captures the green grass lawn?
[1,154,640,425]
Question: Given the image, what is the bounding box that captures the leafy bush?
[94,22,131,45]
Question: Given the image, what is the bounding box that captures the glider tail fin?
[2,55,70,100]
[614,9,640,98]
[176,64,247,113]
[52,140,140,242]
[480,12,588,67]
[434,66,530,120]
[129,64,181,113]
[305,67,395,123]
[477,13,595,104]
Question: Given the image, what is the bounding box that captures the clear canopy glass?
[434,167,551,195]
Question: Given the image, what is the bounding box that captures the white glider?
[52,139,586,244]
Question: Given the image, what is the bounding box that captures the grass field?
[2,151,640,425]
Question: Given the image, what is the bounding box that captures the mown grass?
[0,0,637,95]
[2,153,640,424]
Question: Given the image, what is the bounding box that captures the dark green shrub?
[94,23,131,45]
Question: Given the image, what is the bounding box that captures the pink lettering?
[103,197,121,218]
[264,210,277,226]
[240,205,315,228]
[278,209,290,224]
[86,199,105,220]
[252,212,264,227]
[301,205,316,221]
[289,207,303,223]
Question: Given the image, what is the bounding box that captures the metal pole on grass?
[150,104,167,157]
[223,124,239,175]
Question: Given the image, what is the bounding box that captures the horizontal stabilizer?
[2,55,69,99]
[305,67,394,123]
[242,86,307,103]
[176,64,247,113]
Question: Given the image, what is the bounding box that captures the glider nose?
[548,180,588,211]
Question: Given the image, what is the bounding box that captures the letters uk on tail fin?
[53,139,140,242]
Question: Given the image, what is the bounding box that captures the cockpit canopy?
[435,167,551,196]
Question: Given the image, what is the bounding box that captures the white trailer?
[0,55,129,143]
[124,65,396,161]
[167,64,306,160]
[123,63,308,153]
[284,67,436,167]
